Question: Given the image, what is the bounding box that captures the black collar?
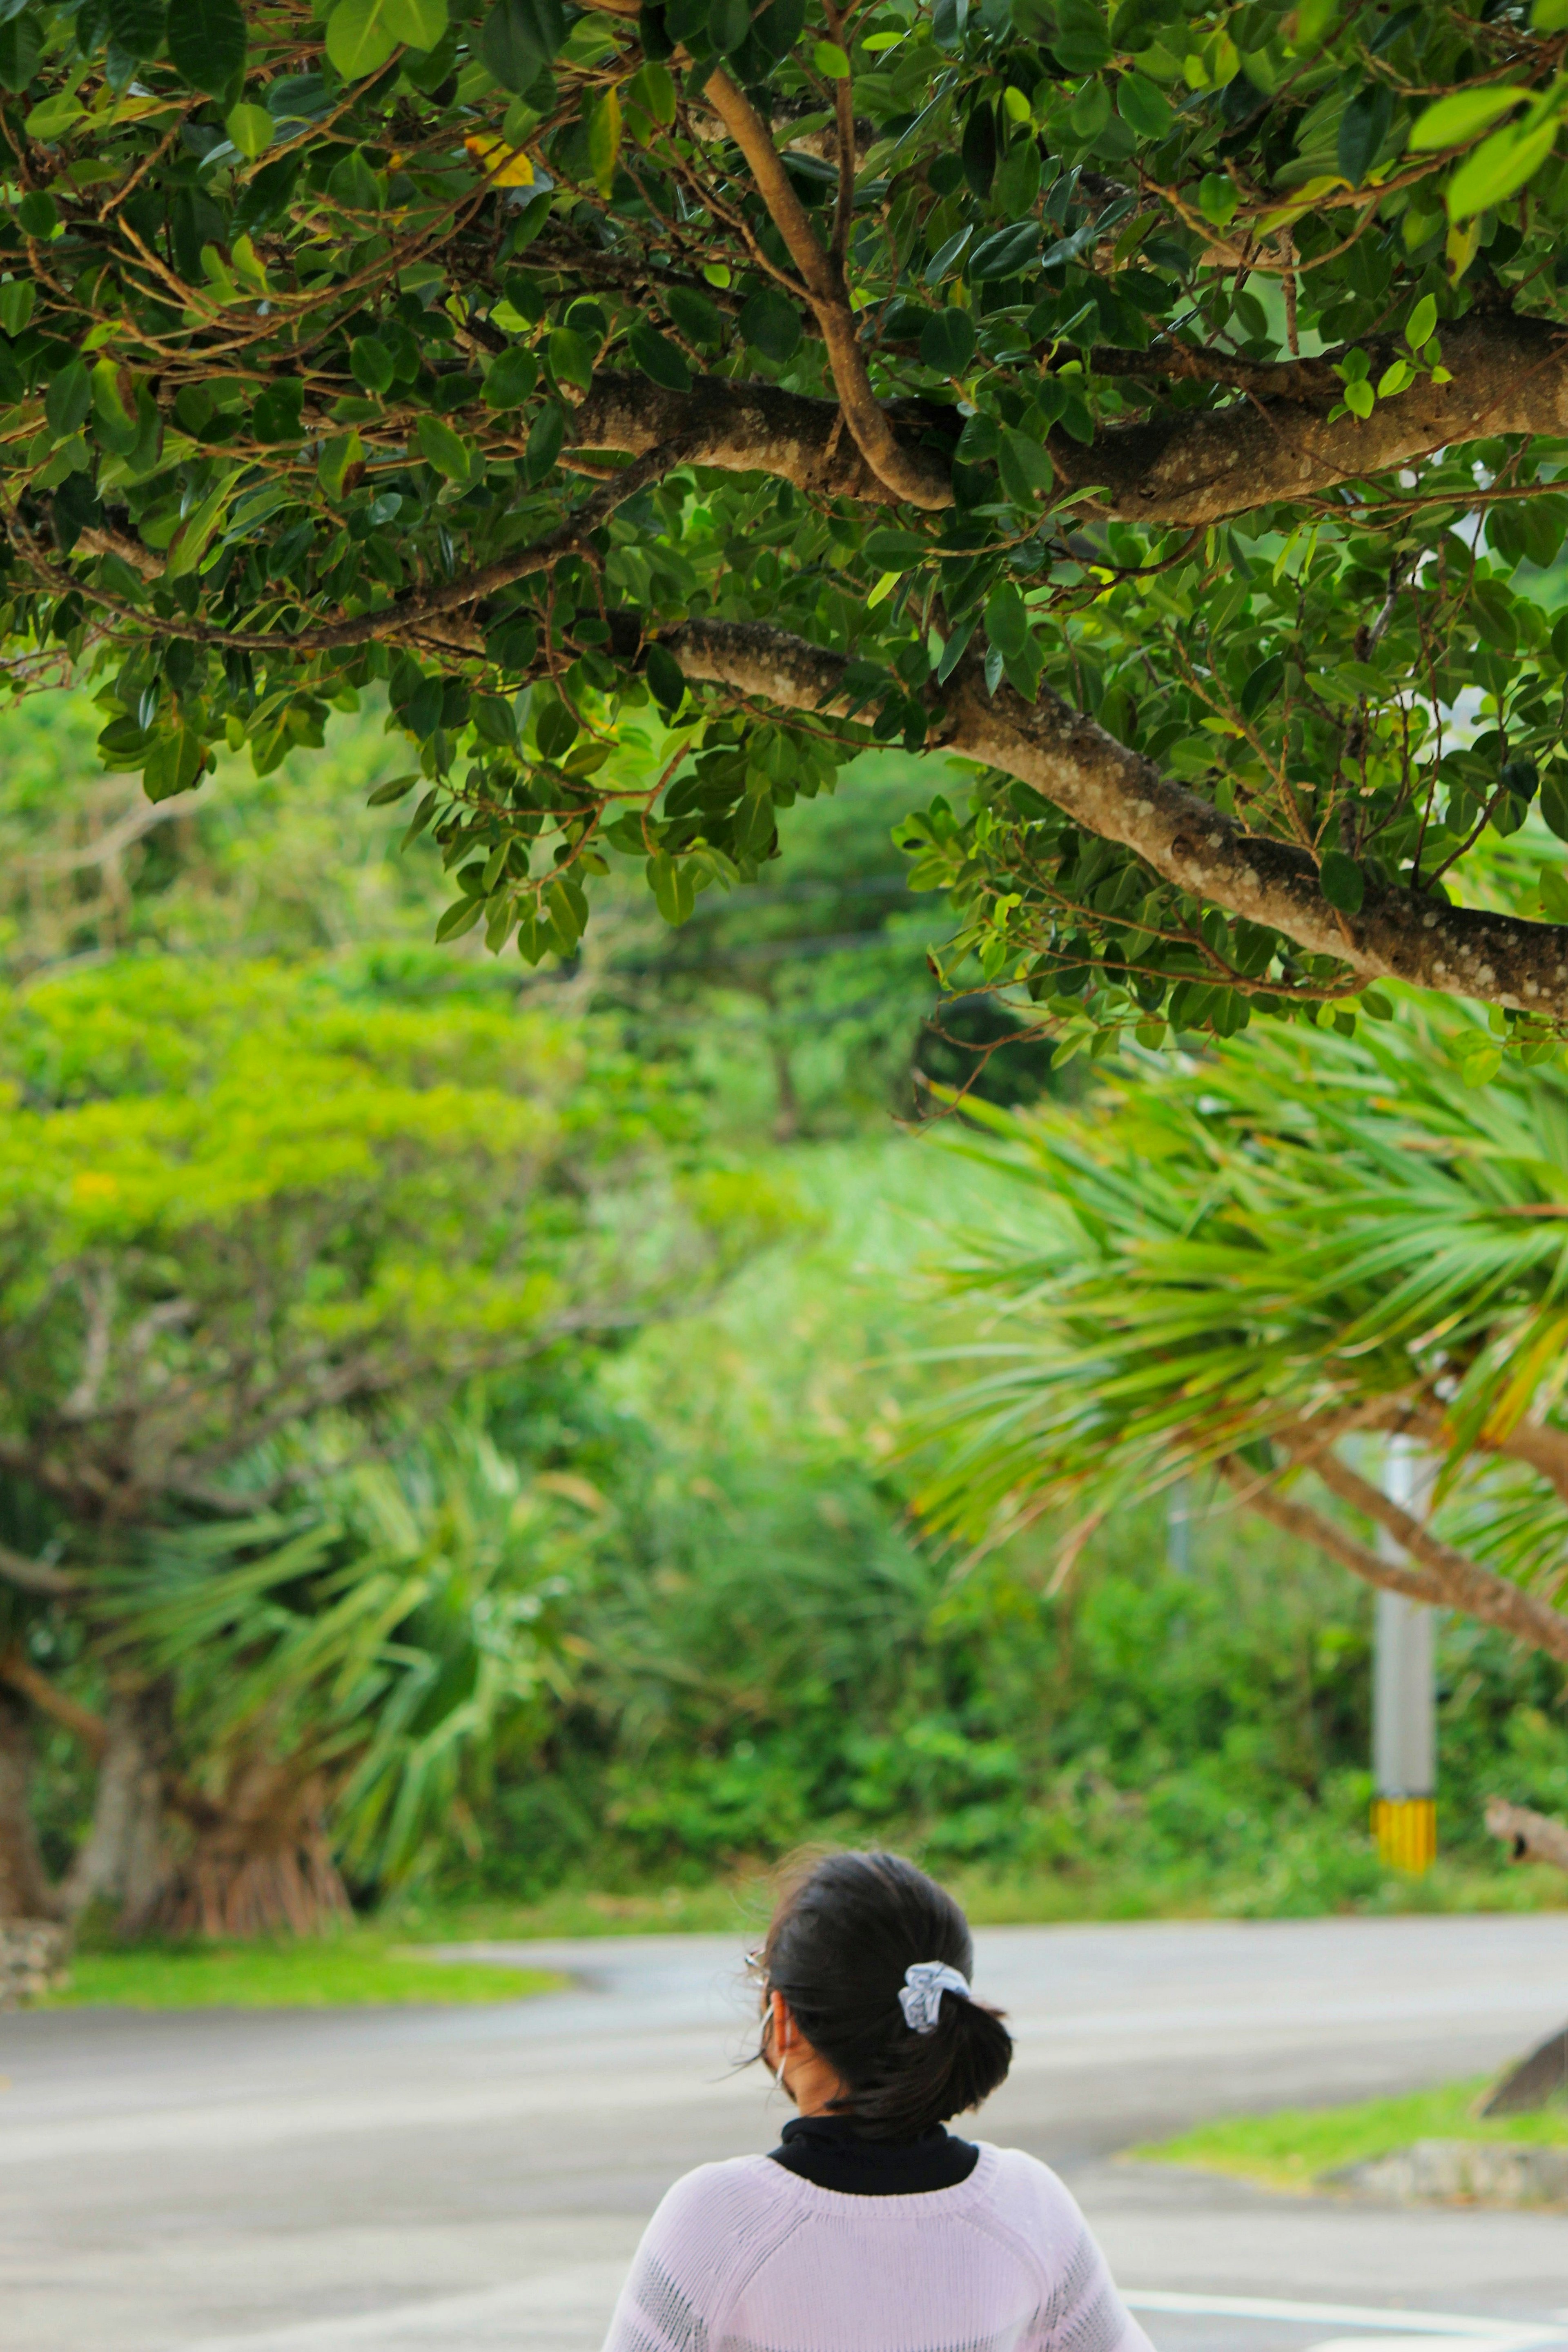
[768,2113,979,2196]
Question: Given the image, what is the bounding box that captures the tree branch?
[1221,1462,1450,1607]
[1065,310,1568,527]
[0,1541,78,1598]
[570,373,952,504]
[1292,1436,1568,1663]
[1485,1796,1568,1873]
[0,1648,109,1754]
[561,308,1568,528]
[701,68,951,512]
[662,615,1568,1018]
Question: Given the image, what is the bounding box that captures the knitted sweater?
[600,2141,1156,2352]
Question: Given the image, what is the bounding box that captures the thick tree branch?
[560,308,1568,528]
[1486,1796,1568,1872]
[1066,310,1568,526]
[1295,1438,1568,1664]
[701,68,951,512]
[662,615,1568,1018]
[570,373,952,504]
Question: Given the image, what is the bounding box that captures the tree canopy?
[9,0,1568,1054]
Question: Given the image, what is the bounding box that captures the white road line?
[1124,2295,1564,2345]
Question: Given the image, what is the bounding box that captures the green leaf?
[387,0,447,45]
[647,848,696,924]
[365,771,421,805]
[45,359,91,439]
[998,428,1054,505]
[1404,292,1437,349]
[166,0,246,93]
[350,336,395,394]
[1116,71,1172,138]
[627,60,677,128]
[1447,116,1560,221]
[326,0,403,80]
[225,102,274,158]
[1408,85,1525,152]
[107,0,168,65]
[737,289,802,363]
[813,38,849,75]
[1241,654,1285,719]
[1536,0,1568,27]
[645,643,686,715]
[91,359,140,457]
[587,86,621,196]
[1539,773,1568,842]
[967,221,1040,281]
[985,581,1029,660]
[863,529,929,568]
[1338,82,1392,186]
[143,723,205,802]
[708,0,749,51]
[166,474,238,576]
[0,279,32,337]
[525,401,564,481]
[318,430,364,501]
[481,0,565,91]
[483,345,538,407]
[628,318,690,391]
[1319,850,1364,913]
[920,307,976,374]
[664,283,722,344]
[417,413,471,482]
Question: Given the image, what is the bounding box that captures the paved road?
[3,1915,1567,2352]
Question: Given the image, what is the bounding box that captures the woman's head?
[757,1850,1013,2141]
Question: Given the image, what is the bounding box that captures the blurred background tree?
[2,692,1565,1952]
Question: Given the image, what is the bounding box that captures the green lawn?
[45,1937,566,2010]
[1134,2080,1568,2194]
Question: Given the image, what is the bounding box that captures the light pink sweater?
[600,2142,1156,2352]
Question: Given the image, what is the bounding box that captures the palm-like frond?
[109,1416,590,1885]
[914,1010,1568,1634]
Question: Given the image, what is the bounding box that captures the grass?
[1134,2080,1568,2194]
[44,1933,566,2010]
[385,1854,1568,1949]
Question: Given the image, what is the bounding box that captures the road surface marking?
[1124,2297,1563,2346]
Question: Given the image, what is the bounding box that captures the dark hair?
[758,1849,1012,2141]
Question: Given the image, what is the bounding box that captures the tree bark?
[560,310,1568,527]
[58,1683,174,1934]
[157,1759,352,1940]
[664,617,1568,1018]
[1485,1796,1568,1872]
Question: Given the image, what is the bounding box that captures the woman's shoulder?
[643,2153,797,2236]
[969,2143,1091,2223]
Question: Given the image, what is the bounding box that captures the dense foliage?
[7,0,1568,1049]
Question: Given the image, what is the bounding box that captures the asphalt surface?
[3,1914,1567,2352]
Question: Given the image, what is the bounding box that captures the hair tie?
[898,1960,971,2035]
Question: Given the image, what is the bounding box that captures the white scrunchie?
[898,1960,971,2035]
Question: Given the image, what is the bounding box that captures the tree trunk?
[157,1758,351,1940]
[59,1682,175,1935]
[0,1688,63,1922]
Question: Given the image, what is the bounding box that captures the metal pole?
[1167,1477,1191,1577]
[1371,1437,1437,1873]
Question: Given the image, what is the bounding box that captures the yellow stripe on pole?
[1372,1796,1437,1874]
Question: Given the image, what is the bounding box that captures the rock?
[0,1918,71,2007]
[1324,2138,1568,2208]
